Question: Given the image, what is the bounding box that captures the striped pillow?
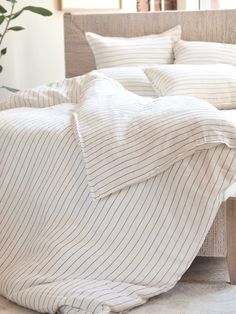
[97,67,156,97]
[174,40,236,66]
[86,25,181,69]
[144,64,236,109]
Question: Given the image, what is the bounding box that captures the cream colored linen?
[1,73,236,314]
[86,25,181,69]
[174,40,236,66]
[98,67,156,97]
[145,64,236,109]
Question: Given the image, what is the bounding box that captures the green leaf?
[10,6,52,20]
[0,15,5,25]
[8,26,24,31]
[0,5,7,14]
[6,0,17,3]
[24,6,52,16]
[1,86,19,92]
[0,65,2,73]
[1,48,7,55]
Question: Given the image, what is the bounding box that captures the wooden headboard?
[64,10,236,78]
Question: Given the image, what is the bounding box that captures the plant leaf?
[23,6,52,16]
[10,6,52,20]
[0,65,2,73]
[1,86,19,92]
[0,15,5,25]
[1,48,7,55]
[6,0,17,3]
[0,5,7,14]
[8,26,24,31]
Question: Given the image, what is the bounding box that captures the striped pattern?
[98,67,156,97]
[85,25,181,69]
[0,77,83,111]
[145,64,236,109]
[74,73,236,198]
[1,74,236,314]
[174,40,236,67]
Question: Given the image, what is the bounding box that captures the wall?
[1,0,137,90]
[178,0,236,10]
[1,0,65,90]
[122,0,137,12]
[177,0,199,10]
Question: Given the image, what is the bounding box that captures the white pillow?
[97,67,156,97]
[144,64,236,109]
[86,25,181,69]
[174,40,236,67]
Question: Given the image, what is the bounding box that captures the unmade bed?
[64,8,236,284]
[0,8,236,314]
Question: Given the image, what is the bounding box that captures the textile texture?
[1,73,236,314]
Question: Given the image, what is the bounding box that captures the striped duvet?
[1,72,236,314]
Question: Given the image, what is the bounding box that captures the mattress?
[223,109,236,199]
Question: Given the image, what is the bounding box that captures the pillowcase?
[144,64,236,109]
[174,40,236,67]
[86,25,181,69]
[97,67,156,97]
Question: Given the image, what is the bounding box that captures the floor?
[0,257,236,314]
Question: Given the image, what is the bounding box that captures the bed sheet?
[1,77,236,314]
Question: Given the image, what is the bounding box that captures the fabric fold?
[73,73,236,199]
[1,72,236,314]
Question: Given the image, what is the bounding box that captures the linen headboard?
[64,9,236,78]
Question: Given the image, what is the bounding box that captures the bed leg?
[226,197,236,285]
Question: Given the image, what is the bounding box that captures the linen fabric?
[86,25,181,69]
[1,73,236,314]
[98,67,156,97]
[174,40,236,67]
[144,64,236,109]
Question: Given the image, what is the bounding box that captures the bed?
[64,9,236,284]
[0,9,236,314]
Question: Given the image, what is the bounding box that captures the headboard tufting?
[64,10,236,78]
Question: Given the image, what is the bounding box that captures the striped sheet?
[174,40,236,67]
[98,67,156,97]
[86,25,181,69]
[144,64,236,109]
[1,73,236,314]
[74,73,236,198]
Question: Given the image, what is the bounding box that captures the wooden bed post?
[227,197,236,285]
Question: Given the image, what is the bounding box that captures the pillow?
[174,40,236,67]
[97,67,156,97]
[86,25,181,69]
[144,64,236,109]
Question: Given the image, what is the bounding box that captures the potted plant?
[0,0,52,91]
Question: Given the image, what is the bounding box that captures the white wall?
[178,0,236,10]
[122,0,137,12]
[177,0,199,10]
[1,0,65,90]
[1,0,137,90]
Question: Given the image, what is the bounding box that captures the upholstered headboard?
[64,10,236,78]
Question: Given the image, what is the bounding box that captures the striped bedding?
[144,64,236,110]
[1,72,236,314]
[174,40,236,67]
[97,67,156,97]
[85,25,181,69]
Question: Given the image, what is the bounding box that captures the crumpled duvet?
[0,72,236,314]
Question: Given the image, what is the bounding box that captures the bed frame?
[63,9,236,284]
